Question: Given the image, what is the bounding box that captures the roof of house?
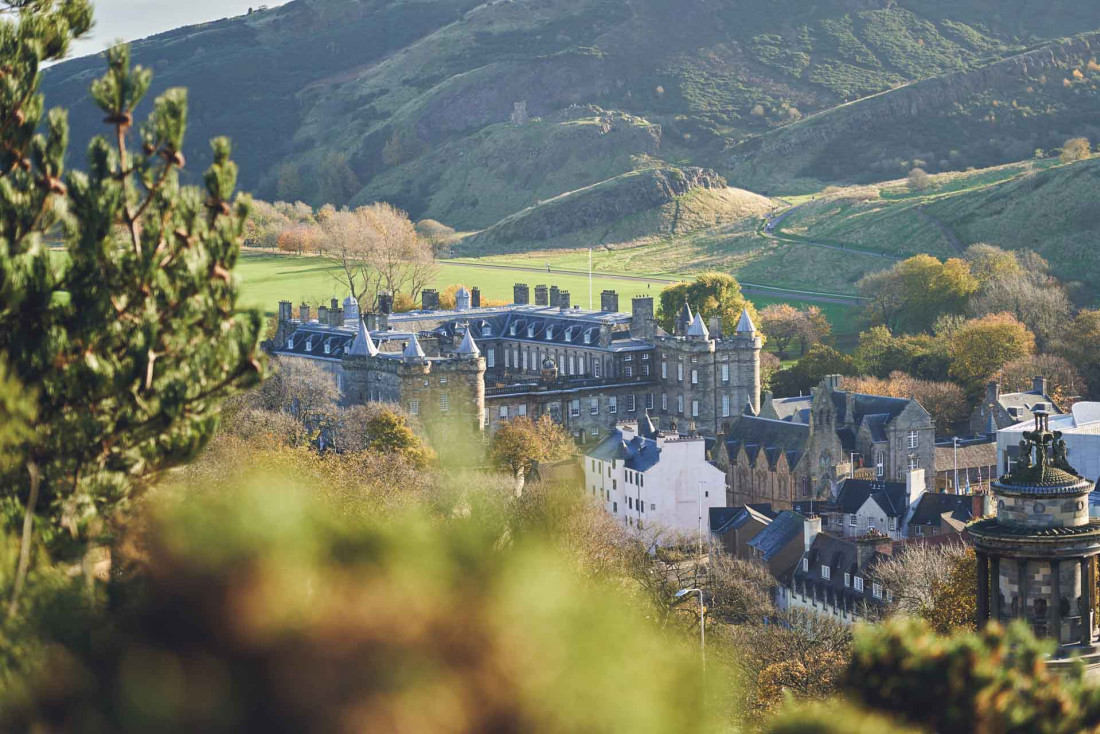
[687,312,710,338]
[349,317,378,357]
[737,308,756,334]
[995,389,1061,424]
[767,395,813,423]
[933,442,997,473]
[724,414,809,470]
[832,391,913,427]
[710,505,774,535]
[908,493,974,529]
[747,511,805,561]
[794,532,891,607]
[834,478,908,517]
[587,430,662,472]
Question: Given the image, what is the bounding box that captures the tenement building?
[265,284,762,442]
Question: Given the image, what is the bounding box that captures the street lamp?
[675,587,706,673]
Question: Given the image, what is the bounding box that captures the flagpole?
[588,248,593,311]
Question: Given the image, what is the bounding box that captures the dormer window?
[323,338,332,355]
[545,326,554,340]
[583,329,592,344]
[564,326,575,342]
[527,324,535,338]
[304,336,314,351]
[510,323,518,335]
[482,323,492,337]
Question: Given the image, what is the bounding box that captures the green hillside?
[774,157,1100,296]
[41,0,1100,225]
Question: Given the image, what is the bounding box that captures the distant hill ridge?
[40,0,1100,250]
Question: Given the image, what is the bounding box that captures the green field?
[236,252,862,338]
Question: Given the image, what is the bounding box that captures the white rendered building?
[584,417,727,540]
[997,403,1100,482]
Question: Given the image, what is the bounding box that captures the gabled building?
[831,477,919,541]
[710,505,775,559]
[785,518,893,623]
[745,510,807,579]
[969,377,1061,436]
[759,375,935,493]
[716,414,816,510]
[907,491,984,538]
[584,419,727,538]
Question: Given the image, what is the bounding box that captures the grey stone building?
[265,284,761,443]
[758,375,936,493]
[968,377,1061,436]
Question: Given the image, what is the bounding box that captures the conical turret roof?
[456,329,480,357]
[403,333,426,360]
[349,317,378,357]
[736,308,756,334]
[687,312,710,339]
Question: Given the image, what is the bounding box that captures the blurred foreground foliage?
[1,472,718,732]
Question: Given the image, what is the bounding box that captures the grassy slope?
[773,157,1100,296]
[236,252,860,336]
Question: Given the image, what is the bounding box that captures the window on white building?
[821,565,831,580]
[594,360,601,378]
[854,576,864,592]
[849,514,857,526]
[908,430,918,449]
[504,350,510,368]
[522,351,528,371]
[661,394,668,411]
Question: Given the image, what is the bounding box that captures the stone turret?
[970,411,1100,655]
[343,294,359,325]
[455,287,471,311]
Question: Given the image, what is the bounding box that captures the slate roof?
[428,306,650,353]
[403,332,426,360]
[834,478,908,517]
[587,430,662,472]
[832,391,912,426]
[710,505,773,535]
[996,389,1061,424]
[349,317,378,357]
[737,308,756,334]
[863,413,890,443]
[795,532,890,609]
[747,511,804,561]
[724,414,809,470]
[456,329,480,356]
[908,493,974,529]
[769,396,812,423]
[275,326,355,361]
[687,312,710,338]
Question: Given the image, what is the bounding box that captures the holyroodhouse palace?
[266,283,933,504]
